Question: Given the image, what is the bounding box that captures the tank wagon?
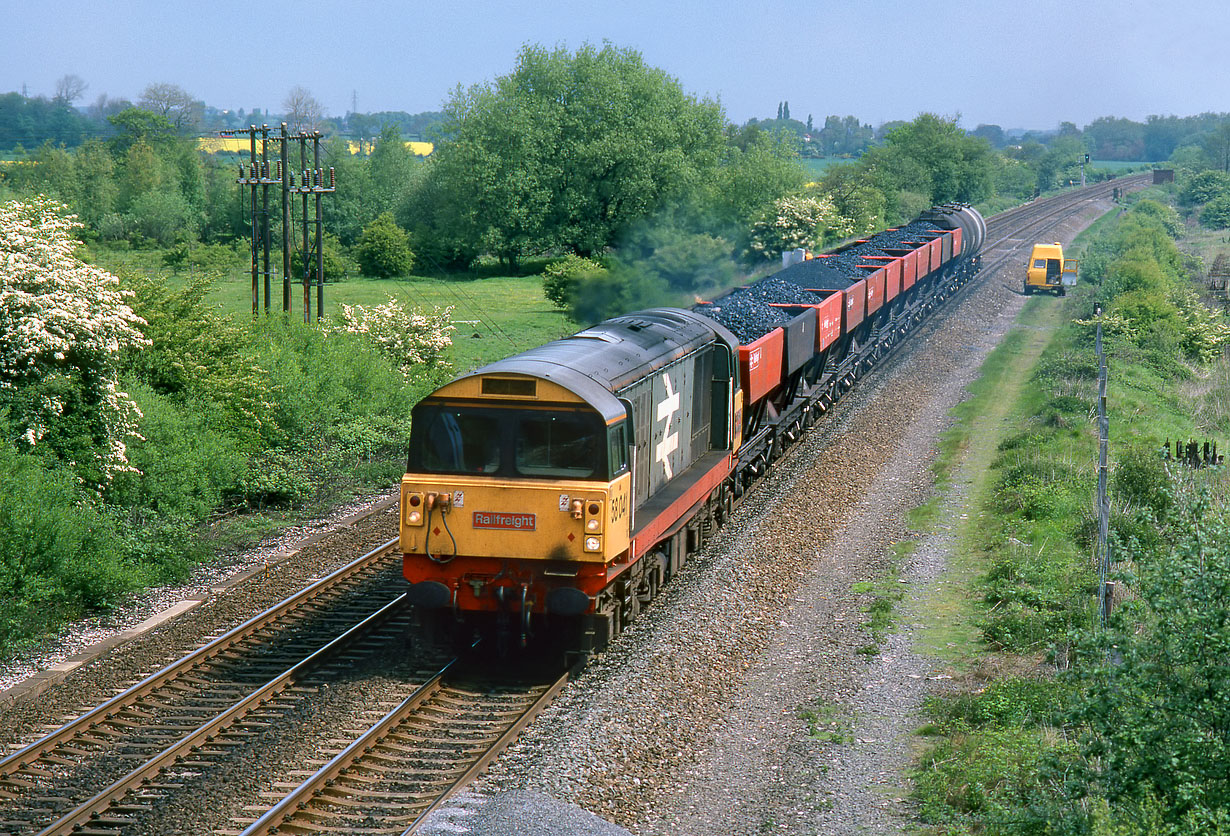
[399,204,985,655]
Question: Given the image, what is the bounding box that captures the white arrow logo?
[655,372,681,479]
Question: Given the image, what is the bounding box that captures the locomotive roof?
[449,307,738,423]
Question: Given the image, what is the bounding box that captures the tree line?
[8,44,1219,326]
[2,43,1179,326]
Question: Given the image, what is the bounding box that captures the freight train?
[399,204,986,655]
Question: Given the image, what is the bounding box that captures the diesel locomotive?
[399,204,986,654]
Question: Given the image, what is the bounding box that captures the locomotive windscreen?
[410,404,613,480]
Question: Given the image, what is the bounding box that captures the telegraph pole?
[228,125,335,319]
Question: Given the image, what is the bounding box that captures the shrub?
[1178,169,1230,206]
[745,193,854,261]
[542,254,606,310]
[290,231,356,282]
[1068,500,1230,827]
[0,197,149,484]
[0,434,130,651]
[1199,195,1230,229]
[356,213,414,278]
[125,189,199,246]
[332,297,454,375]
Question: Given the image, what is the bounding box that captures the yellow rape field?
[197,137,432,156]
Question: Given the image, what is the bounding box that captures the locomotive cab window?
[418,409,501,474]
[608,422,628,477]
[411,404,612,481]
[515,413,602,478]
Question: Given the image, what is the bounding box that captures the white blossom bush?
[333,297,454,376]
[0,197,149,482]
[746,193,857,261]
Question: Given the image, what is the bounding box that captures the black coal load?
[865,220,939,251]
[774,257,856,289]
[741,276,828,306]
[696,287,792,343]
[793,220,942,279]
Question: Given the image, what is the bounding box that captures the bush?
[356,213,415,278]
[125,188,199,246]
[0,435,131,652]
[1199,194,1230,229]
[541,254,606,310]
[290,231,356,282]
[1178,169,1230,206]
[1068,501,1230,828]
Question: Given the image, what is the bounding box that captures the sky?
[4,0,1230,132]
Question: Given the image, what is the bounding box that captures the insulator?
[276,160,282,179]
[329,167,335,188]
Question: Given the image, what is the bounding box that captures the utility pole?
[228,125,335,320]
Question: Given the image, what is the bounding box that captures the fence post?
[1095,312,1112,625]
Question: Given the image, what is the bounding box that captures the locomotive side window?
[608,423,628,476]
[420,410,500,474]
[515,413,601,478]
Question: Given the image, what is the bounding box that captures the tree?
[0,198,148,485]
[1202,123,1230,172]
[709,129,809,228]
[106,107,175,156]
[971,123,1005,148]
[367,123,417,217]
[283,85,324,134]
[356,213,415,277]
[860,113,995,208]
[53,74,88,105]
[418,42,727,266]
[138,83,200,135]
[1084,115,1146,160]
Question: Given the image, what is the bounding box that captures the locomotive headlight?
[584,536,602,552]
[583,500,603,534]
[405,493,425,526]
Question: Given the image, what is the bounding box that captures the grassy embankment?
[897,189,1230,833]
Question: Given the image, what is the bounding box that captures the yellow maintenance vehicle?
[1025,243,1078,296]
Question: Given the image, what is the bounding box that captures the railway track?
[0,539,415,835]
[0,532,568,836]
[229,663,568,836]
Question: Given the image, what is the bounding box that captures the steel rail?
[33,593,410,836]
[0,536,399,777]
[236,662,569,836]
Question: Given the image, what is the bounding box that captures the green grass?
[92,248,576,374]
[799,157,851,178]
[798,698,853,743]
